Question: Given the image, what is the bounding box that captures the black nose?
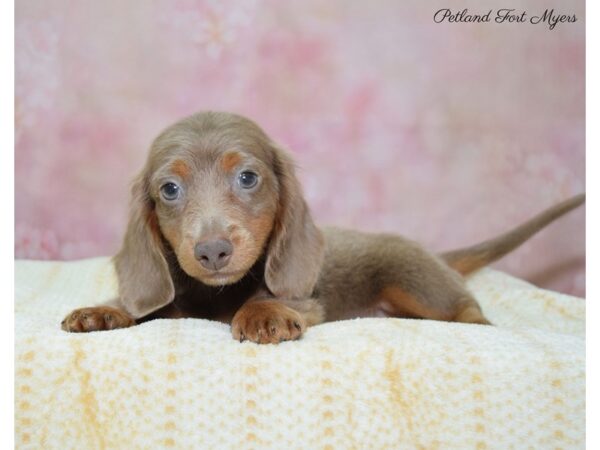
[194,239,233,270]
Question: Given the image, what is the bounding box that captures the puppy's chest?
[172,278,262,322]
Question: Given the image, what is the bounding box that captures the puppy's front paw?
[231,300,306,344]
[61,306,135,332]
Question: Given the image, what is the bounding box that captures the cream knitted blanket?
[15,258,585,449]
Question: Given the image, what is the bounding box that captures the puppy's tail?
[440,193,585,276]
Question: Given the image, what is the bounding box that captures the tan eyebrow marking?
[221,152,242,172]
[170,160,190,178]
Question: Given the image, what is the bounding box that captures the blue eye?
[238,171,258,189]
[160,182,180,201]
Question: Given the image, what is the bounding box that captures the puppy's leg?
[231,298,324,344]
[453,299,491,325]
[61,299,136,332]
[352,233,491,325]
[379,286,490,325]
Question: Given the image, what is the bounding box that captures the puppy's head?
[114,112,324,318]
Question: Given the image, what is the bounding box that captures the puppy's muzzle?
[194,239,233,270]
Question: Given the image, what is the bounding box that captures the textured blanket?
[15,258,585,449]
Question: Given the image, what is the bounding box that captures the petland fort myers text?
[433,8,577,30]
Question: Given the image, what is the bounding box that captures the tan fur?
[170,159,190,179]
[61,111,585,343]
[220,151,242,172]
[453,304,491,325]
[379,287,453,321]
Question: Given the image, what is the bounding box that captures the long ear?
[113,172,174,318]
[264,145,325,299]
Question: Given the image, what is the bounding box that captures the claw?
[240,333,245,343]
[293,322,301,331]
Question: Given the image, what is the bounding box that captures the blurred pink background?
[15,1,585,296]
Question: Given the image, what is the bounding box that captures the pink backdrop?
[15,0,585,296]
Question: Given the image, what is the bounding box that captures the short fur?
[61,112,585,343]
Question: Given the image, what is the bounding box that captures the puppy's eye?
[160,182,180,201]
[238,171,259,189]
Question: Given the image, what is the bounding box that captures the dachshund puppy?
[61,112,585,343]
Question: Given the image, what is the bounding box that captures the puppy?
[61,111,585,343]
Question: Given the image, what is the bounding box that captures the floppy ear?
[264,144,325,299]
[113,172,174,318]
